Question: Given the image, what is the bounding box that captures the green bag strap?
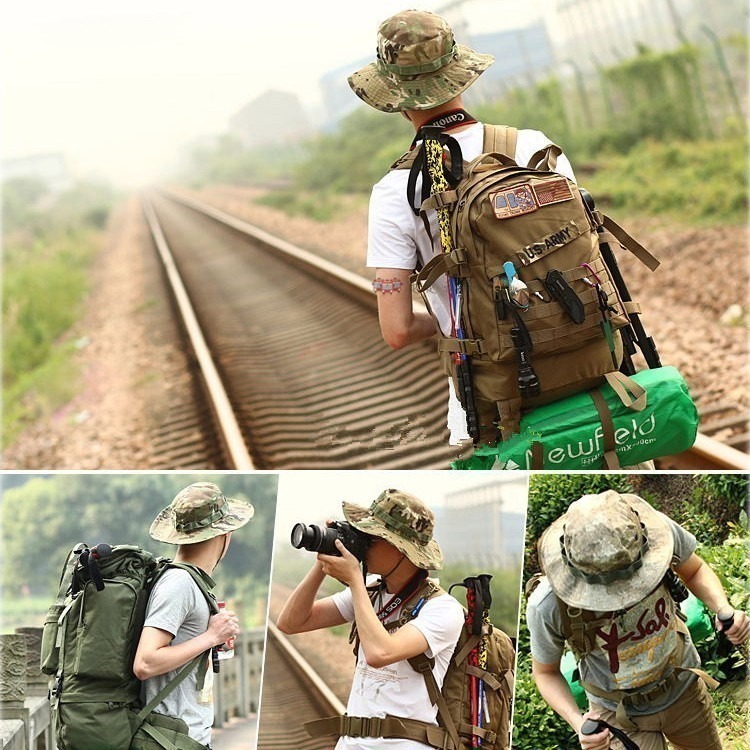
[139,723,181,750]
[165,562,219,615]
[134,653,207,727]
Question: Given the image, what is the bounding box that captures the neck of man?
[174,535,225,574]
[405,95,471,132]
[383,556,422,593]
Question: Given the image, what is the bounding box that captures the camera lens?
[290,523,324,551]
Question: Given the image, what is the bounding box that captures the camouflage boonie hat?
[149,482,254,545]
[538,491,673,611]
[348,9,494,112]
[342,488,443,570]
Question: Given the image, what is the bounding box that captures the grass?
[2,229,100,448]
[581,136,749,226]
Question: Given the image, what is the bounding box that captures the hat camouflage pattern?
[538,491,674,611]
[348,9,494,112]
[342,488,443,570]
[150,482,254,545]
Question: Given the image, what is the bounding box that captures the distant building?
[2,152,72,192]
[228,89,311,149]
[434,478,527,569]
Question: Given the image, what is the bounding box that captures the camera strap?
[375,569,428,623]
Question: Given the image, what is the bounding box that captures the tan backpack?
[306,576,515,749]
[398,124,660,445]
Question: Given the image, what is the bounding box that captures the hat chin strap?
[380,553,408,591]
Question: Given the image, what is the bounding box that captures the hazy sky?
[2,0,543,187]
[274,470,529,543]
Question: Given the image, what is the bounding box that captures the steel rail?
[141,197,254,470]
[149,190,749,472]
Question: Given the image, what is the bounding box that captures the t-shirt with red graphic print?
[526,514,700,715]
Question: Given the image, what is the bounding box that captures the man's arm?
[318,540,430,668]
[374,267,437,349]
[675,552,750,644]
[276,561,348,634]
[531,659,611,750]
[133,610,238,680]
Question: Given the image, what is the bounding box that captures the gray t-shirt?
[141,568,212,745]
[526,514,700,715]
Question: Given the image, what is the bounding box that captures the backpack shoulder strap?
[165,562,219,614]
[482,124,518,160]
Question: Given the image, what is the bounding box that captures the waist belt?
[583,665,719,730]
[305,713,497,750]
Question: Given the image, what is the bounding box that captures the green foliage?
[512,602,577,749]
[255,188,340,222]
[581,135,748,225]
[293,107,410,194]
[2,179,118,447]
[601,44,709,147]
[0,474,279,629]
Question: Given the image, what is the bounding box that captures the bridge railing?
[0,626,265,748]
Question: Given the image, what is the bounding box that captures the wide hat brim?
[150,496,254,545]
[342,501,443,570]
[538,493,673,611]
[348,44,494,113]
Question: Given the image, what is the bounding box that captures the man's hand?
[717,609,750,645]
[317,539,361,586]
[576,712,611,750]
[207,608,240,648]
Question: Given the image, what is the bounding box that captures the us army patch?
[515,221,581,267]
[532,178,574,207]
[489,185,538,219]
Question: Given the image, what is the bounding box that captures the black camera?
[290,521,372,562]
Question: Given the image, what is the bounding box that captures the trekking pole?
[581,718,640,750]
[420,125,480,442]
[465,578,481,748]
[715,607,748,679]
[580,189,661,371]
[476,574,493,746]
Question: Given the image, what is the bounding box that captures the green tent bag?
[452,366,697,470]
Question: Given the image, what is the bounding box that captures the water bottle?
[217,601,235,660]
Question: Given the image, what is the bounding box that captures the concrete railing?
[0,626,266,748]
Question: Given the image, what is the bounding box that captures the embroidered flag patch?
[489,185,538,219]
[532,178,574,207]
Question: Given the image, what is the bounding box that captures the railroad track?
[140,190,749,471]
[257,624,345,750]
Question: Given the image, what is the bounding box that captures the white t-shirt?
[331,582,465,750]
[366,122,576,443]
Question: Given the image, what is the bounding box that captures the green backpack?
[397,124,663,447]
[41,542,218,750]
